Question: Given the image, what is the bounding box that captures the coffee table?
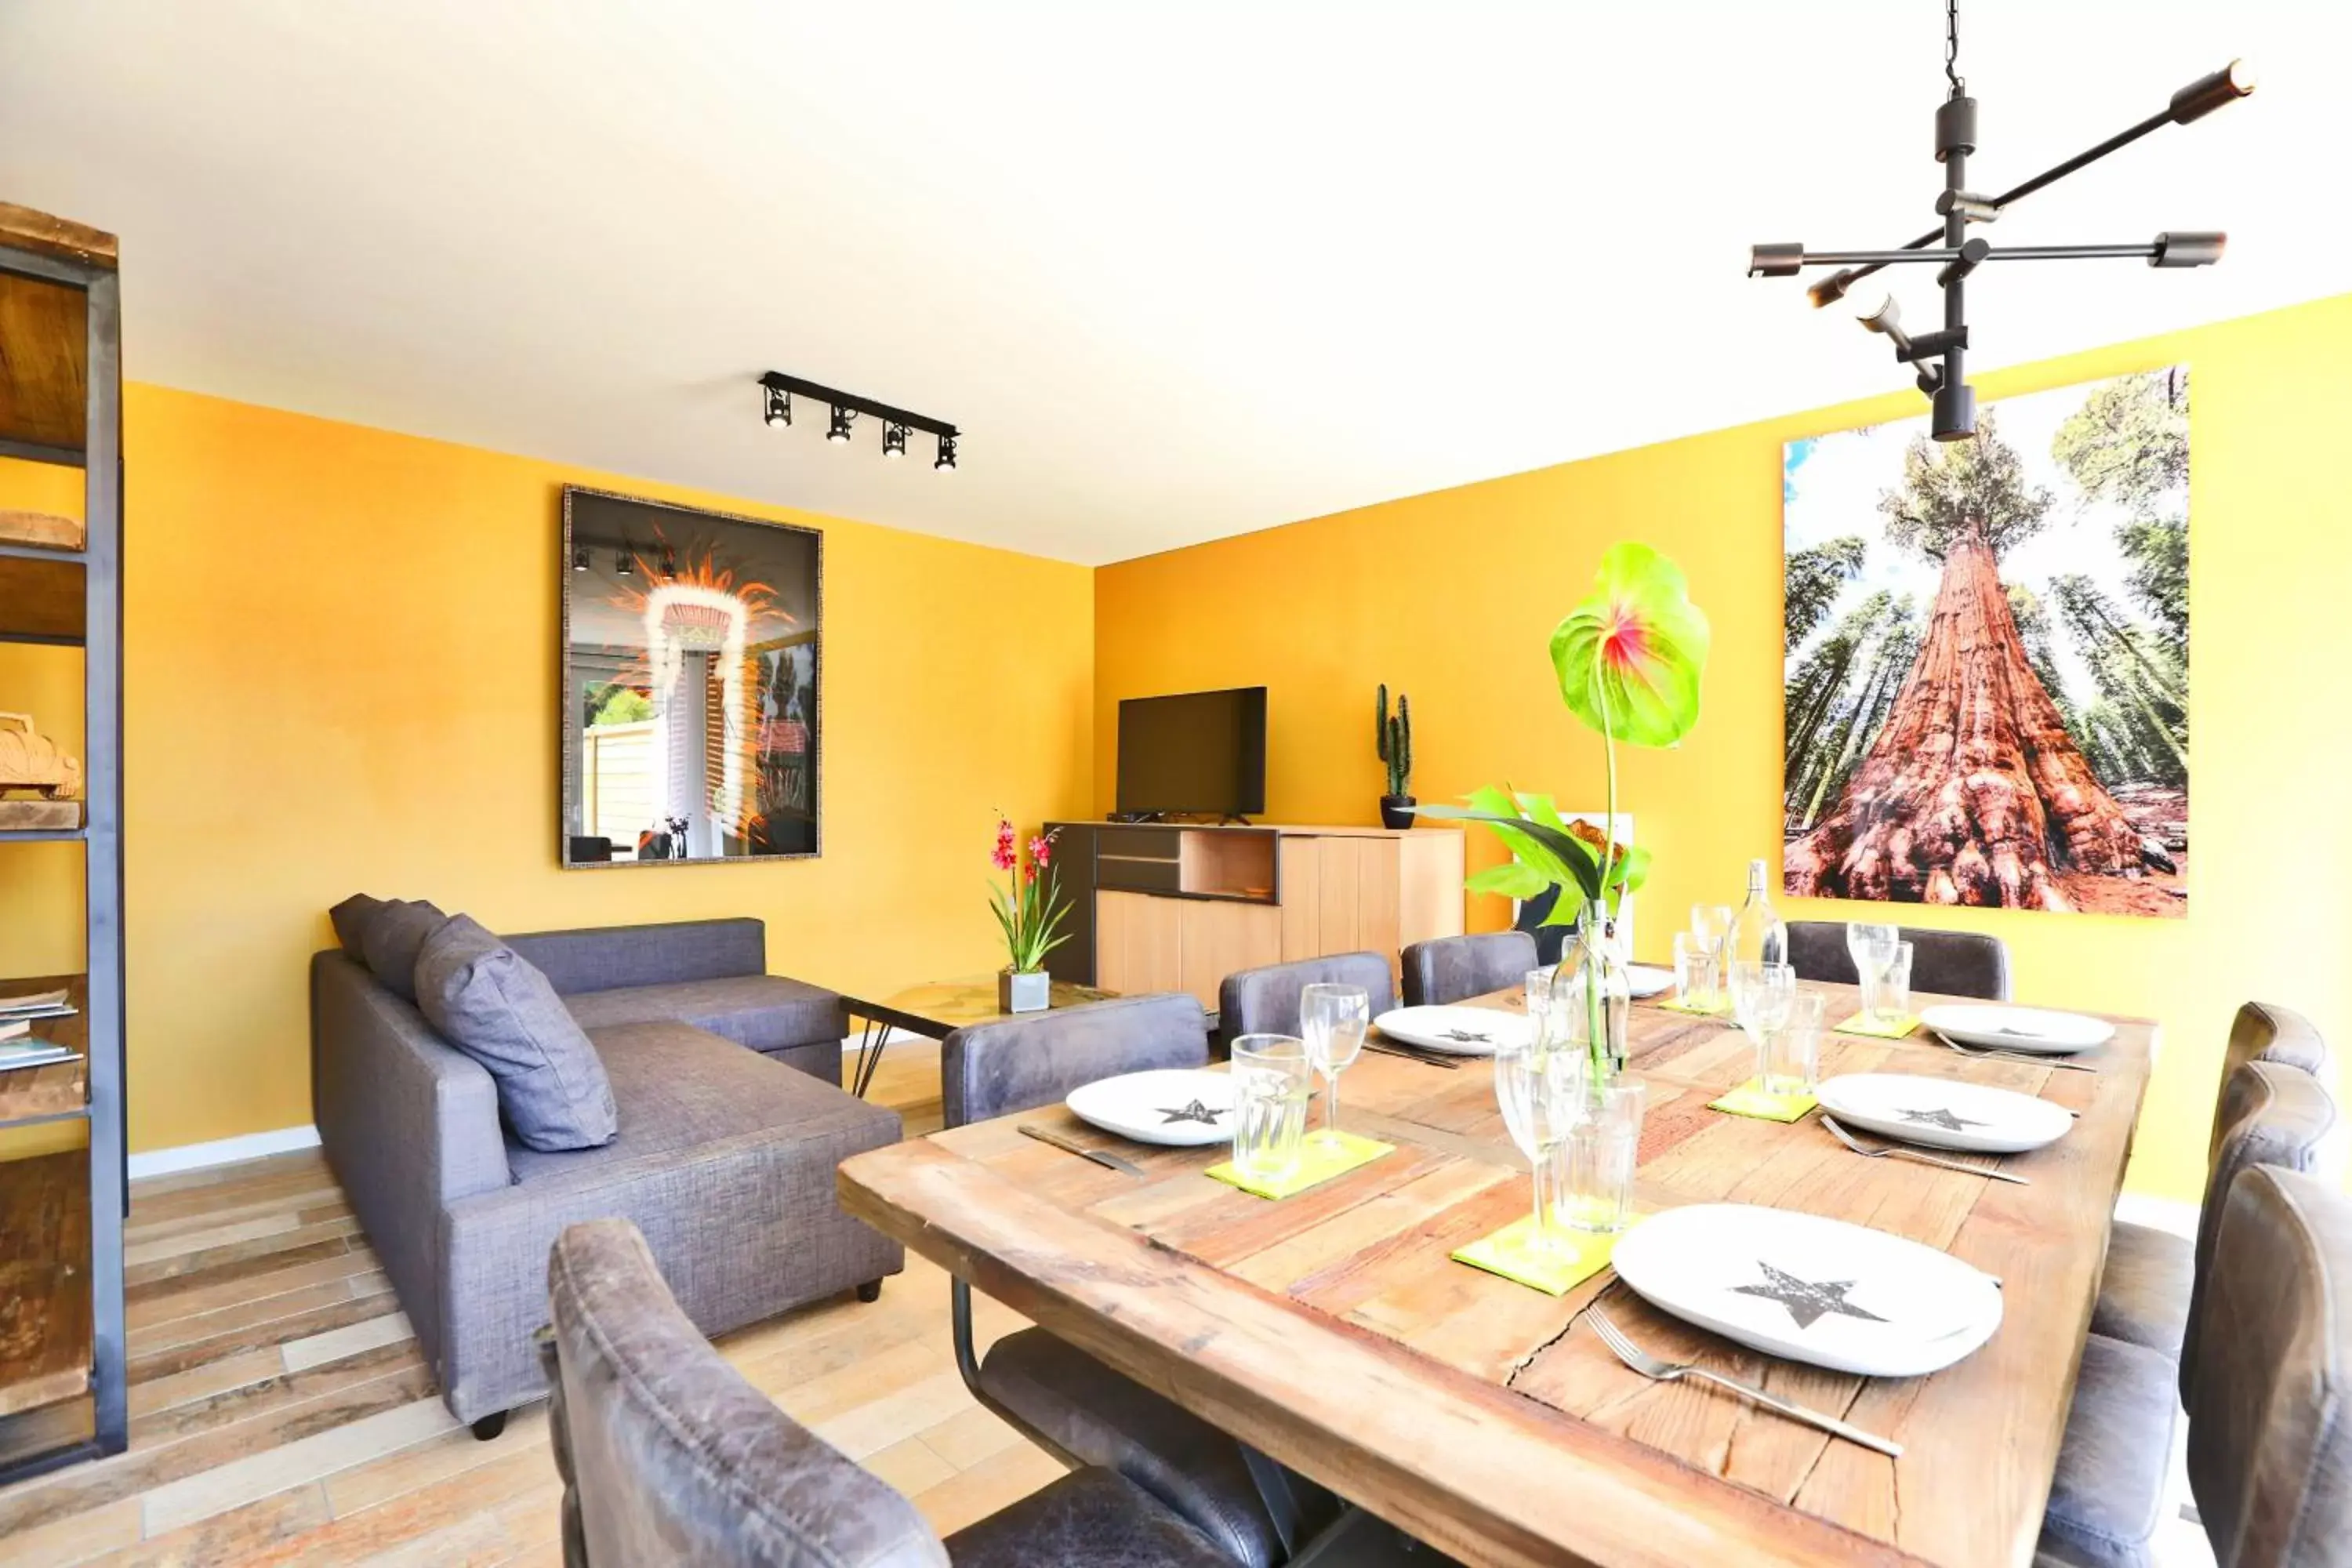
[840,975,1119,1098]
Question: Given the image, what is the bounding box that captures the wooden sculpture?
[0,713,82,799]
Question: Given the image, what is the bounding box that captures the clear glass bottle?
[1549,896,1632,1076]
[1731,858,1788,967]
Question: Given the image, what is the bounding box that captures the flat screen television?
[1115,686,1267,818]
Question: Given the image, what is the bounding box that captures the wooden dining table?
[836,982,2156,1568]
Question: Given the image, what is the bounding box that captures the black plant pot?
[1379,794,1417,830]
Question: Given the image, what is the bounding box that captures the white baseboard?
[129,1123,321,1181]
[2114,1191,2200,1240]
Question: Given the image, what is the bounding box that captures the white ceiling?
[3,2,2347,566]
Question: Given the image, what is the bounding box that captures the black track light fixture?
[615,546,635,578]
[1748,0,2250,441]
[660,546,678,578]
[757,371,960,471]
[572,544,590,572]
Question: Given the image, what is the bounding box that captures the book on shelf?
[0,1039,77,1073]
[0,988,77,1020]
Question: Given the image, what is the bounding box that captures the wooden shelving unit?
[0,199,125,1483]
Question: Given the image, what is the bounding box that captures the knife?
[1017,1123,1145,1176]
[1364,1039,1463,1070]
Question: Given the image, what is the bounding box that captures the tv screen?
[1116,687,1267,818]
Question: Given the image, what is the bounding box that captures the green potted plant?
[1419,543,1710,1079]
[989,817,1072,1013]
[1376,684,1414,829]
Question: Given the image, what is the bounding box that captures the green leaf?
[1413,803,1605,902]
[1465,861,1550,899]
[1549,542,1711,749]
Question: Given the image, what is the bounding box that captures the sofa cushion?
[562,975,846,1055]
[416,916,618,1152]
[501,918,766,996]
[361,898,450,1003]
[328,894,386,959]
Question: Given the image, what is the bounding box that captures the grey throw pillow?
[328,894,385,959]
[360,899,449,1003]
[416,915,619,1152]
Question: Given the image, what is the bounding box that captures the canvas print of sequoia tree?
[1781,368,2187,917]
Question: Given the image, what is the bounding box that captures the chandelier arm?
[1790,91,2227,295]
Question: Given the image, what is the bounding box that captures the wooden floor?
[0,1041,1062,1567]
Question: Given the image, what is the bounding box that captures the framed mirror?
[560,487,821,867]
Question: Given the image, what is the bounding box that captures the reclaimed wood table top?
[837,982,2157,1568]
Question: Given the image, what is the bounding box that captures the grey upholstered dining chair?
[1217,953,1396,1044]
[939,993,1331,1567]
[1399,931,1538,1009]
[539,1218,1231,1568]
[2183,1164,2352,1568]
[2038,1058,2344,1568]
[1783,920,2011,1000]
[2094,1029,2341,1361]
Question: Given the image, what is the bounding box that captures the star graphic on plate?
[1156,1099,1225,1127]
[1730,1261,1891,1330]
[1438,1028,1492,1044]
[1896,1105,1988,1132]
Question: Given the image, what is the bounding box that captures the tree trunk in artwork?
[1784,521,2143,911]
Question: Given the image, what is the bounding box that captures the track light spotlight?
[660,546,678,578]
[827,405,854,444]
[935,433,957,472]
[1806,269,1859,309]
[2169,60,2256,125]
[2150,231,2227,268]
[882,422,909,459]
[572,544,590,572]
[1853,292,1914,358]
[764,385,791,428]
[615,547,635,578]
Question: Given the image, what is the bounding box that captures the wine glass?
[1728,960,1797,1076]
[1494,1039,1588,1257]
[1299,983,1369,1146]
[1691,904,1734,968]
[1846,921,1900,1017]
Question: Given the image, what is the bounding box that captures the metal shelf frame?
[0,227,126,1480]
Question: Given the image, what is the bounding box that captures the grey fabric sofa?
[310,916,902,1432]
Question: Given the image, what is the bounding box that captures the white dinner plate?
[1625,964,1674,1000]
[1815,1073,2074,1155]
[1610,1203,2003,1377]
[1373,1006,1534,1057]
[1918,1004,2114,1055]
[1065,1069,1236,1147]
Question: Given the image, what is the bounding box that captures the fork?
[1016,1123,1145,1176]
[1363,1039,1463,1070]
[1935,1033,2097,1073]
[1586,1305,1904,1458]
[1820,1115,2030,1185]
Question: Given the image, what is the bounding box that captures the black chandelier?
[1748,0,2252,441]
[758,370,959,471]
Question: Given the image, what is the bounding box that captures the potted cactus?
[1376,684,1415,829]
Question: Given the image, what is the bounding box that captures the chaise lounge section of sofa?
[310,916,902,1432]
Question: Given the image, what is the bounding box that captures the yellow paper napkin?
[1656,996,1733,1018]
[1833,1011,1922,1040]
[1709,1076,1820,1123]
[1453,1214,1637,1296]
[1205,1130,1394,1200]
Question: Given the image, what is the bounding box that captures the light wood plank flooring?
[0,1040,1062,1566]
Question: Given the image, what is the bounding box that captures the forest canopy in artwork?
[1780,368,2187,917]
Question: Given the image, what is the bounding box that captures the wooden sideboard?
[1042,823,1465,1011]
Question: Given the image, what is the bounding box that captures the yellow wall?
[1095,292,2352,1202]
[2,386,1095,1153]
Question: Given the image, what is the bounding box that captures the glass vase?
[1548,898,1632,1078]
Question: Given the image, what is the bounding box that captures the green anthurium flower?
[1550,542,1711,750]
